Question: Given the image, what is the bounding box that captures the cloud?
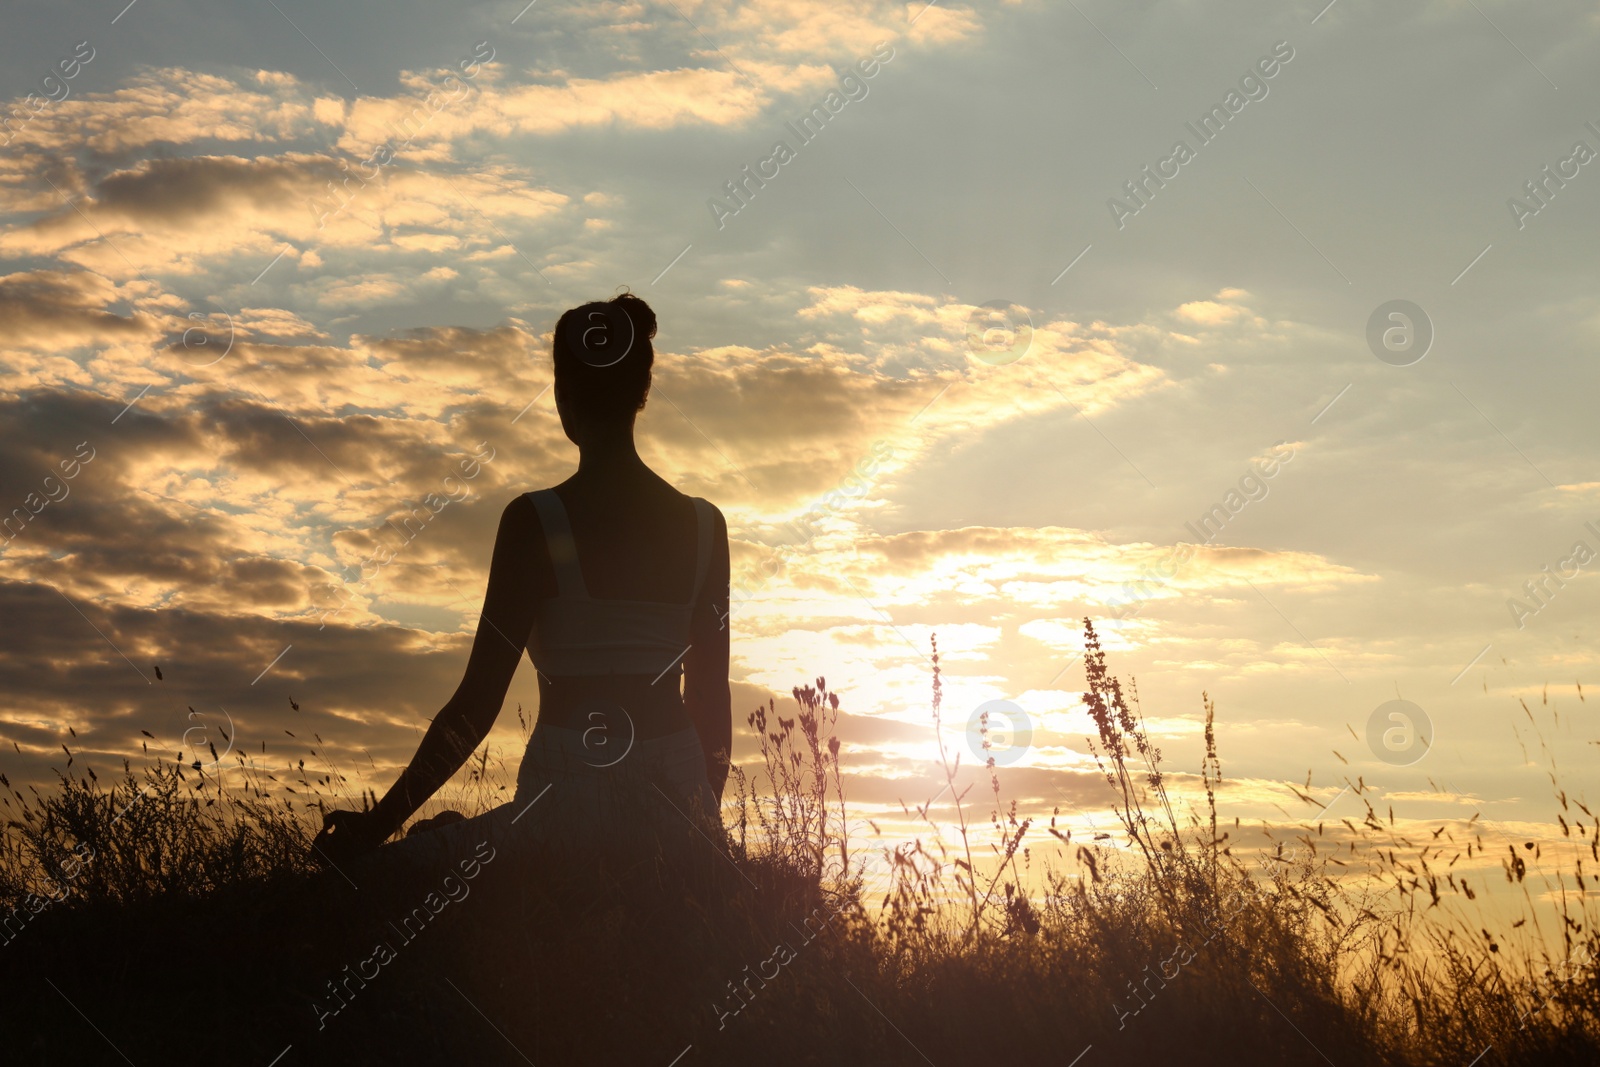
[0,153,572,279]
[633,286,1169,525]
[0,269,160,353]
[341,67,774,151]
[0,68,321,161]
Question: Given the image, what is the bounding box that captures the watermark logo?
[966,698,1033,767]
[707,41,895,232]
[1506,528,1597,630]
[828,817,898,900]
[1,440,94,546]
[965,301,1034,366]
[1365,300,1432,367]
[579,703,635,768]
[1508,122,1599,231]
[567,303,636,368]
[183,706,236,770]
[176,307,235,368]
[2,39,95,150]
[1365,699,1432,766]
[1107,39,1296,231]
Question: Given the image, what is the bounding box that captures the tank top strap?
[527,490,589,599]
[689,497,714,605]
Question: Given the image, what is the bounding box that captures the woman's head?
[551,292,656,435]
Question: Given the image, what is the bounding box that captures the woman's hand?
[310,808,390,868]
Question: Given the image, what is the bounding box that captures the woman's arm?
[322,497,539,858]
[683,504,731,800]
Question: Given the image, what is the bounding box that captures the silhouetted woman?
[312,292,731,867]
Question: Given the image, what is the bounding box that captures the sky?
[2,0,1599,905]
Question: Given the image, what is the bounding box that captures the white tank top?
[523,489,714,678]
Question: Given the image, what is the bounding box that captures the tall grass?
[1,620,1597,1065]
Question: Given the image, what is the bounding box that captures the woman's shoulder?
[499,491,546,537]
[504,489,546,510]
[672,487,726,530]
[693,495,727,531]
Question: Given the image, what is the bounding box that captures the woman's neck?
[575,432,646,476]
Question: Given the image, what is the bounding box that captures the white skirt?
[373,722,719,870]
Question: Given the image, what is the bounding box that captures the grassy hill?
[2,623,1596,1066]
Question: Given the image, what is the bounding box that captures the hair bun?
[610,291,657,341]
